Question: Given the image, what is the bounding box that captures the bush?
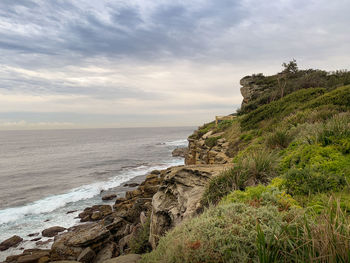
[281,143,350,175]
[202,150,277,206]
[189,122,215,139]
[256,199,350,262]
[129,218,152,254]
[141,203,298,263]
[215,119,235,132]
[221,184,299,211]
[240,88,325,130]
[304,85,350,110]
[204,136,221,148]
[266,129,294,149]
[283,167,346,195]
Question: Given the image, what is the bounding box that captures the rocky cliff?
[149,165,226,248]
[185,130,233,165]
[240,75,268,107]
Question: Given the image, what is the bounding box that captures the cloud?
[0,0,349,129]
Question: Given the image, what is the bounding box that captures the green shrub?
[221,184,299,211]
[204,136,221,148]
[256,199,350,262]
[142,203,298,263]
[129,218,152,254]
[304,85,350,110]
[202,150,277,206]
[266,129,294,149]
[189,122,215,139]
[283,167,346,195]
[215,119,235,132]
[239,132,254,142]
[201,168,239,206]
[281,143,350,175]
[240,88,325,130]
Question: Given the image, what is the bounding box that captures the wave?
[0,159,183,225]
[163,139,188,147]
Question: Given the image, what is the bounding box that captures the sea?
[0,126,194,260]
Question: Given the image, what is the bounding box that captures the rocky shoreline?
[1,143,228,263]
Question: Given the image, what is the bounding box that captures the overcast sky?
[0,0,349,129]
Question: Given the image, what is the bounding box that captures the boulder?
[6,249,50,263]
[149,165,226,248]
[102,194,117,201]
[50,223,111,261]
[171,147,188,158]
[78,205,112,222]
[102,254,141,263]
[42,226,66,237]
[0,235,23,251]
[28,233,39,237]
[36,239,53,246]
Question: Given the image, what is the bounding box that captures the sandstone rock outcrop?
[149,165,227,248]
[185,132,232,165]
[78,205,113,222]
[171,147,188,158]
[50,223,111,261]
[240,75,269,107]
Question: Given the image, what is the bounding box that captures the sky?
[0,0,349,130]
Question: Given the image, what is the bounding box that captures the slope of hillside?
[142,68,350,263]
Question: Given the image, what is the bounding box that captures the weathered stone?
[42,226,66,237]
[93,242,116,263]
[149,165,226,248]
[118,234,132,253]
[36,239,52,246]
[0,235,23,251]
[102,194,117,201]
[139,211,147,226]
[239,75,267,107]
[172,147,188,158]
[91,211,103,221]
[77,247,96,263]
[51,223,111,261]
[78,205,112,222]
[8,249,51,263]
[68,224,110,247]
[102,254,141,263]
[28,233,39,237]
[123,183,139,187]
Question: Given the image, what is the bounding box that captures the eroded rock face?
[185,133,232,165]
[149,165,226,248]
[239,75,267,107]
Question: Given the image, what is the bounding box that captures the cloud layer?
[0,0,349,129]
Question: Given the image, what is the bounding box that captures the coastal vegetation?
[142,63,350,263]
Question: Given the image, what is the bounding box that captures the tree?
[282,59,298,74]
